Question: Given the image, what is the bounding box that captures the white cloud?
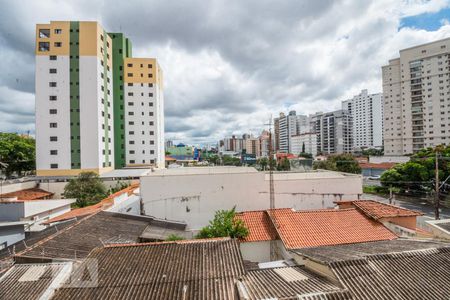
[1,0,450,144]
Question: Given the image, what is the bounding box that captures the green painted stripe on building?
[108,32,132,168]
[102,30,110,167]
[69,21,81,169]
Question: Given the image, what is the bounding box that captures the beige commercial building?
[382,38,450,155]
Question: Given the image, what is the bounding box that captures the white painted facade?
[79,56,114,169]
[291,133,318,156]
[342,89,383,149]
[383,38,450,155]
[240,241,272,263]
[36,55,72,171]
[0,199,75,231]
[124,83,164,167]
[140,167,362,231]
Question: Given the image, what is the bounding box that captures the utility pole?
[265,116,276,260]
[435,149,440,220]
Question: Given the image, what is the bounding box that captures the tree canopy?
[0,133,35,178]
[380,145,450,193]
[196,207,248,239]
[63,172,108,208]
[313,153,361,174]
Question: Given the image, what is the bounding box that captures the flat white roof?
[143,166,259,177]
[100,168,152,178]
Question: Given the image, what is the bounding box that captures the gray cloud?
[1,0,450,143]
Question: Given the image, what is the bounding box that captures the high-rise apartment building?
[312,110,353,154]
[382,38,450,155]
[35,21,164,176]
[291,133,318,156]
[276,111,310,153]
[342,89,383,149]
[124,58,165,167]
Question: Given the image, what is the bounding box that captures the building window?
[148,64,152,68]
[49,68,57,74]
[127,63,133,67]
[50,150,58,155]
[49,55,57,60]
[127,83,133,87]
[128,102,134,106]
[54,29,62,34]
[129,140,135,144]
[50,136,58,142]
[129,150,135,154]
[39,29,50,38]
[50,163,58,169]
[129,160,135,164]
[150,140,154,145]
[127,73,133,77]
[49,95,57,101]
[129,131,134,135]
[54,42,62,47]
[148,73,153,78]
[149,93,153,97]
[148,83,153,87]
[38,42,50,51]
[149,112,154,116]
[150,131,154,135]
[49,82,57,87]
[49,109,57,114]
[50,123,57,128]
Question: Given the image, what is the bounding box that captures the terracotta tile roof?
[43,183,139,224]
[268,208,397,249]
[359,162,397,169]
[165,156,177,161]
[0,188,53,200]
[336,200,424,220]
[235,210,277,242]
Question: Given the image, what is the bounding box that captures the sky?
[1,0,450,146]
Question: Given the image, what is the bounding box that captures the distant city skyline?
[1,1,450,144]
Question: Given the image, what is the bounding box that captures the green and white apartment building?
[35,21,164,176]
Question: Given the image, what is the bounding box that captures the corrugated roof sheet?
[16,211,150,260]
[237,266,352,300]
[294,238,450,263]
[336,200,423,220]
[52,238,245,300]
[330,247,450,300]
[268,208,397,249]
[0,263,70,300]
[0,188,53,200]
[235,210,277,242]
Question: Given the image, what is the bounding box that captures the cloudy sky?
[1,0,450,145]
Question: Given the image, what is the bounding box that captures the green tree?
[109,181,130,194]
[313,153,361,174]
[0,133,35,178]
[222,155,241,166]
[196,207,248,239]
[299,152,313,159]
[208,154,220,165]
[277,157,291,171]
[64,172,107,208]
[166,234,185,241]
[258,157,269,170]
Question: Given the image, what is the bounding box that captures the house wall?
[0,181,37,194]
[0,203,24,221]
[0,225,25,248]
[381,216,416,230]
[140,169,362,231]
[239,241,271,263]
[106,192,141,215]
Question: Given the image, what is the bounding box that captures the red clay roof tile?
[235,211,277,242]
[0,188,53,200]
[336,200,424,220]
[267,208,397,249]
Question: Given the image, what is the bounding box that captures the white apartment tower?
[35,21,165,176]
[312,110,353,154]
[124,58,165,168]
[35,21,114,176]
[382,38,450,155]
[342,89,383,149]
[277,111,310,153]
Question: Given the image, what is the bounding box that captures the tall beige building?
[382,38,450,155]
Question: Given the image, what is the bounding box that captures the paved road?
[362,193,450,220]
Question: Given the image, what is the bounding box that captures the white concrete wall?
[240,241,271,263]
[0,181,37,194]
[106,192,141,215]
[140,168,362,230]
[369,156,410,163]
[0,225,25,248]
[36,55,71,171]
